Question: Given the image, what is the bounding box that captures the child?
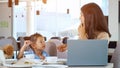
[17,33,49,60]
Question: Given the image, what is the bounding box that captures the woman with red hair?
[57,3,111,52]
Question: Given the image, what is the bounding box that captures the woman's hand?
[78,23,87,39]
[57,44,67,52]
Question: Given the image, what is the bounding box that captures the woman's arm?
[78,24,87,39]
[57,44,67,52]
[17,40,31,59]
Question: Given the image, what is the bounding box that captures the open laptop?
[67,39,108,67]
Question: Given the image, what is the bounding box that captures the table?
[0,58,113,68]
[0,63,113,68]
[32,63,113,68]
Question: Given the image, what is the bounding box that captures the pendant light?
[8,0,12,7]
[15,0,19,5]
[36,10,40,15]
[67,9,69,14]
[42,0,47,4]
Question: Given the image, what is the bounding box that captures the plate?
[3,58,43,67]
[43,59,67,65]
[43,61,58,64]
[3,63,32,67]
[5,59,17,61]
[33,65,68,68]
[5,59,17,63]
[57,59,67,62]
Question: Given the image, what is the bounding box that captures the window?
[12,0,108,40]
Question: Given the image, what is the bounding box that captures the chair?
[44,42,57,56]
[7,36,18,51]
[108,41,117,62]
[111,41,120,68]
[0,36,5,39]
[18,37,24,48]
[0,38,13,58]
[57,50,67,59]
[0,38,12,47]
[48,39,62,46]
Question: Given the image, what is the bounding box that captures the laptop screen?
[67,39,108,67]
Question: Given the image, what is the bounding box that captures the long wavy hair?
[81,3,111,39]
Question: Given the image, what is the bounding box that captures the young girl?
[17,33,49,60]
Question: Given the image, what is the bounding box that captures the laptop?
[67,39,108,67]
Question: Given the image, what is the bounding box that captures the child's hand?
[35,51,45,60]
[23,40,31,47]
[40,55,45,60]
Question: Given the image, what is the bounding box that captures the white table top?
[32,63,113,68]
[0,58,113,68]
[0,63,113,68]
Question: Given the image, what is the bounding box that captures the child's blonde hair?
[30,33,44,44]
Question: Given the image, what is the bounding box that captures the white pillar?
[109,0,119,41]
[26,1,34,36]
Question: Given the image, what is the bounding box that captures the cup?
[46,56,58,63]
[25,54,35,59]
[0,50,5,64]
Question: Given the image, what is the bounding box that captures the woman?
[57,3,111,52]
[78,3,111,39]
[17,33,49,60]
